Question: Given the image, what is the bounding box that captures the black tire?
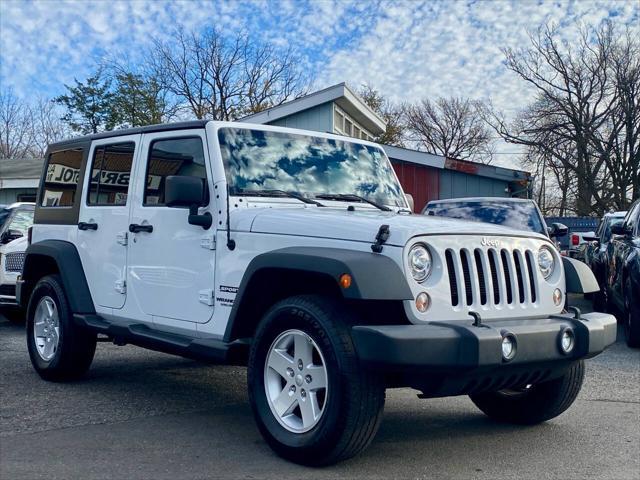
[26,274,97,381]
[624,277,640,348]
[248,295,385,466]
[469,361,585,425]
[591,270,608,312]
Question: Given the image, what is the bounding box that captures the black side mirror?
[582,235,599,243]
[0,229,23,244]
[165,176,212,230]
[610,224,627,236]
[548,222,568,238]
[166,176,206,207]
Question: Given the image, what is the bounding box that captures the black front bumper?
[351,312,616,396]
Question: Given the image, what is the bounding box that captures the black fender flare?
[223,247,413,342]
[562,257,599,294]
[20,240,95,313]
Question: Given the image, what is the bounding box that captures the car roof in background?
[426,197,533,204]
[603,211,627,217]
[5,202,35,210]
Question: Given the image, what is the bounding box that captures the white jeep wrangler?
[19,121,616,465]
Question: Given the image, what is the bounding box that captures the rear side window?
[88,142,135,206]
[143,137,207,206]
[41,148,84,207]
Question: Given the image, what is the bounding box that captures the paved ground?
[1,296,639,480]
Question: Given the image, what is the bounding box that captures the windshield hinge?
[200,234,216,250]
[371,224,390,253]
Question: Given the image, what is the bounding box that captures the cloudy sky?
[1,0,638,165]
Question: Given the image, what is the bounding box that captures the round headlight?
[408,244,432,282]
[538,245,556,279]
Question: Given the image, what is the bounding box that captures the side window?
[41,148,84,207]
[144,137,207,206]
[88,142,135,206]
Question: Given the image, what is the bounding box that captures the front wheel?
[247,295,385,466]
[26,275,97,381]
[469,361,585,425]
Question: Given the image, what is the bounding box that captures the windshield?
[424,200,545,234]
[218,128,407,208]
[0,207,34,236]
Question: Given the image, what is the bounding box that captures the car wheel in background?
[624,277,640,348]
[469,360,585,424]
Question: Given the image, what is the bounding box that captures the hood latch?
[371,224,390,253]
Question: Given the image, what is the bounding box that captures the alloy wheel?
[264,329,328,433]
[33,296,60,361]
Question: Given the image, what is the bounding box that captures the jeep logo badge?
[481,237,501,248]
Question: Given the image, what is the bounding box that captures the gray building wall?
[0,188,37,205]
[267,103,334,133]
[439,170,509,199]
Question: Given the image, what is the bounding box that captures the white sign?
[46,163,162,190]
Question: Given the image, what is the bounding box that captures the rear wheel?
[624,277,640,348]
[248,295,385,466]
[470,361,584,424]
[26,275,97,381]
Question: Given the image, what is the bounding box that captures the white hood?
[236,207,549,247]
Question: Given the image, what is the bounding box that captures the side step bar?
[74,314,249,365]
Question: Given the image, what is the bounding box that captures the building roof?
[0,158,43,189]
[384,145,531,182]
[241,83,387,135]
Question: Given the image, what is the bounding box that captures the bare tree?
[150,27,309,120]
[0,88,34,159]
[485,22,639,215]
[358,85,405,146]
[405,97,493,163]
[30,97,70,157]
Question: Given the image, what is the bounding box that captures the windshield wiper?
[233,189,325,207]
[315,193,392,212]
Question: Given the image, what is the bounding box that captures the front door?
[77,136,140,309]
[127,130,216,325]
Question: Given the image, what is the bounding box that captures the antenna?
[226,183,236,250]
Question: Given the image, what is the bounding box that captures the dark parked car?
[422,197,568,241]
[606,199,640,348]
[584,212,626,309]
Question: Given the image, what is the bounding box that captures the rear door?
[77,136,140,309]
[126,130,216,325]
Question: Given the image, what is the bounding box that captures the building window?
[353,126,360,139]
[344,119,353,136]
[40,148,84,207]
[334,108,344,133]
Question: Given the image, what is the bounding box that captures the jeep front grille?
[445,248,538,308]
[4,252,25,273]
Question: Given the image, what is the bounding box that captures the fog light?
[501,333,517,361]
[559,328,575,354]
[415,292,431,313]
[553,288,563,306]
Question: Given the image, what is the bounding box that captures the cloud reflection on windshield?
[218,128,406,207]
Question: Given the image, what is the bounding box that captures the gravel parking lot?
[1,296,638,480]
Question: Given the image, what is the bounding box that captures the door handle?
[78,222,98,231]
[129,223,153,233]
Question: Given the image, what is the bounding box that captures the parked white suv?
[0,202,34,312]
[19,121,616,465]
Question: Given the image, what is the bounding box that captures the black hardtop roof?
[48,121,209,149]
